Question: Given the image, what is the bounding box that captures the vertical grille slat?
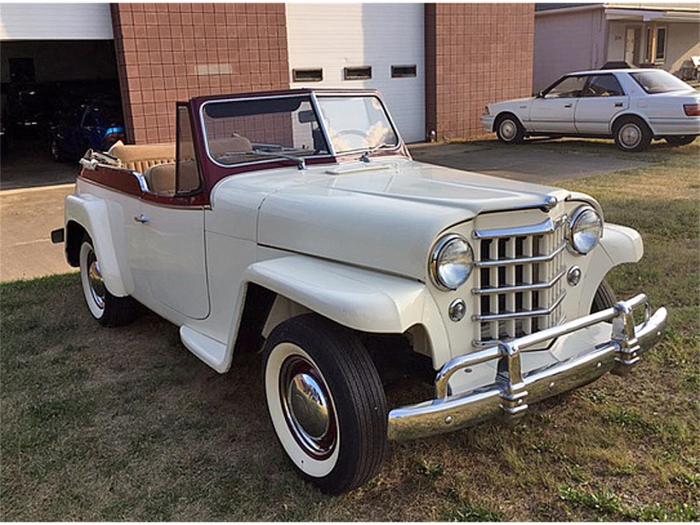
[473,215,567,347]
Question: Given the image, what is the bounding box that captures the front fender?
[65,193,129,296]
[243,255,450,362]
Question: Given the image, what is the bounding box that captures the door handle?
[133,214,150,224]
[564,104,573,108]
[614,102,623,107]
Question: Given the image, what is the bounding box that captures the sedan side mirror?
[536,90,545,99]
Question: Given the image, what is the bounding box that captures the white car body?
[57,89,667,492]
[483,68,700,140]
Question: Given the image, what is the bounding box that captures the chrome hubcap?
[280,356,335,458]
[500,119,517,140]
[87,251,106,309]
[620,124,641,148]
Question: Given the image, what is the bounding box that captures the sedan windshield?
[316,96,399,154]
[630,70,692,94]
[202,96,330,166]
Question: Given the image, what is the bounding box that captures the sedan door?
[529,75,587,133]
[574,74,629,135]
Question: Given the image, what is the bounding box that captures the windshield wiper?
[218,149,308,170]
[360,142,393,163]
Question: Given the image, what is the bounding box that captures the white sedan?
[482,68,700,152]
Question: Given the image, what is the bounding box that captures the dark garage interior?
[0,40,123,189]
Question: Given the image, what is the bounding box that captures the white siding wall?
[286,4,425,143]
[534,9,606,91]
[0,3,113,40]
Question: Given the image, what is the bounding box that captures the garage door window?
[292,68,323,82]
[344,66,372,81]
[391,65,417,78]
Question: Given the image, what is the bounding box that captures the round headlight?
[430,234,474,290]
[569,206,603,254]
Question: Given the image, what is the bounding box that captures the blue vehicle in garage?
[49,100,124,161]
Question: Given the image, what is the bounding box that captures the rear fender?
[65,193,129,296]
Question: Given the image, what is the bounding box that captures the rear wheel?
[79,237,138,327]
[613,116,652,152]
[664,135,697,147]
[495,114,525,144]
[263,314,388,494]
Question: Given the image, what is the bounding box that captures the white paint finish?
[0,3,113,40]
[486,69,700,138]
[286,4,425,142]
[138,202,209,319]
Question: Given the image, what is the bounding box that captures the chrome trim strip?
[475,242,566,268]
[387,294,668,440]
[473,216,566,240]
[472,268,566,295]
[472,290,566,322]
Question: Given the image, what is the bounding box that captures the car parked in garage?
[483,69,700,151]
[48,100,124,161]
[54,88,667,494]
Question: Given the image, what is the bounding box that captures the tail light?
[683,104,700,117]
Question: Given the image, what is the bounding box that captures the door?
[529,75,587,133]
[574,74,629,135]
[624,27,640,66]
[136,105,210,320]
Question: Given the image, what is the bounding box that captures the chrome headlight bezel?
[429,234,474,291]
[568,205,603,255]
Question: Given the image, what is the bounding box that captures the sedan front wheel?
[496,115,525,144]
[263,314,388,494]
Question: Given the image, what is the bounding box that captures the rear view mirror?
[298,110,316,124]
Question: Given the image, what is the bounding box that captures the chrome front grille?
[472,216,567,346]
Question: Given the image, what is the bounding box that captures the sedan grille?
[472,216,567,346]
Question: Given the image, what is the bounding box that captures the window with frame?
[391,65,417,78]
[176,105,202,194]
[544,76,587,98]
[292,68,323,82]
[582,75,625,97]
[644,26,667,64]
[343,66,372,81]
[655,27,667,62]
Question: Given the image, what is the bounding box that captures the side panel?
[529,97,578,132]
[574,96,629,134]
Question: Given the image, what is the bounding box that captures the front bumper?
[388,293,667,440]
[481,114,495,133]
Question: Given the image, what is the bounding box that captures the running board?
[180,326,229,373]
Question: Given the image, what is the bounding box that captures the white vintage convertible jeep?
[54,89,667,494]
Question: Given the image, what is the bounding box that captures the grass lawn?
[1,141,698,521]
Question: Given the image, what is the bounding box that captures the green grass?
[1,140,699,520]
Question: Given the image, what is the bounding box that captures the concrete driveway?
[0,139,660,283]
[1,184,75,282]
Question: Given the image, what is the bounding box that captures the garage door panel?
[286,4,425,143]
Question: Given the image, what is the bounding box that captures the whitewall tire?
[263,314,388,494]
[78,237,138,327]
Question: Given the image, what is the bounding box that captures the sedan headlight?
[430,234,474,290]
[569,206,603,254]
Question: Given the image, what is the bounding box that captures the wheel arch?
[493,111,524,132]
[64,194,130,296]
[610,111,654,136]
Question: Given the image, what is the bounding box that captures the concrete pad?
[1,184,75,282]
[410,140,653,184]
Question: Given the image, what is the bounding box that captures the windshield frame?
[199,92,336,169]
[314,92,404,157]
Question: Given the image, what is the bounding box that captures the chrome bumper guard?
[388,294,668,441]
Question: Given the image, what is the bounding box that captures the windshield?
[201,96,330,166]
[630,70,692,94]
[316,96,399,154]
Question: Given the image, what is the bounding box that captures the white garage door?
[0,3,113,40]
[286,4,425,143]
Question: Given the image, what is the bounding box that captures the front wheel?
[79,237,138,327]
[495,114,525,144]
[591,279,617,313]
[263,314,388,494]
[664,135,697,147]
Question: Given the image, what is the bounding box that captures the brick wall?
[111,3,289,144]
[425,3,535,140]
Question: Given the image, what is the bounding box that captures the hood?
[490,96,534,108]
[214,158,570,280]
